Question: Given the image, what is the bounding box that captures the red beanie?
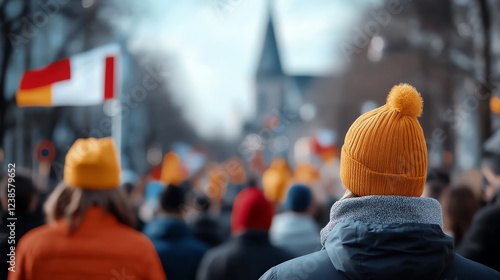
[231,187,274,234]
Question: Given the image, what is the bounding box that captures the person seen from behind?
[197,186,293,280]
[9,137,166,280]
[188,192,223,247]
[269,184,321,257]
[458,165,500,271]
[441,185,479,246]
[143,184,209,280]
[261,84,500,279]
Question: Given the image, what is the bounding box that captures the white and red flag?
[16,44,120,107]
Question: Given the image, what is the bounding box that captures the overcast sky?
[121,0,382,140]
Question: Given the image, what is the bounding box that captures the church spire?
[256,1,283,78]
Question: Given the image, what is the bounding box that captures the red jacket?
[8,207,167,280]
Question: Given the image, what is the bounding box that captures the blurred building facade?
[1,0,500,182]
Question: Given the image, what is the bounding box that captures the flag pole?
[112,48,122,163]
[112,100,122,163]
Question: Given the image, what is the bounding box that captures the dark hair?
[44,183,135,232]
[426,169,450,185]
[441,186,479,246]
[160,185,185,213]
[122,182,135,195]
[193,192,210,212]
[0,172,38,211]
[247,177,258,187]
[424,181,449,200]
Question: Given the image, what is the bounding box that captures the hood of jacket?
[271,212,319,242]
[321,195,454,280]
[143,215,191,241]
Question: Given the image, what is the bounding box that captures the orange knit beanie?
[160,152,185,186]
[340,83,427,197]
[262,159,291,203]
[64,137,120,189]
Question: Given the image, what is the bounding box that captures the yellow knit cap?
[490,96,500,114]
[262,159,291,203]
[340,84,427,197]
[64,137,120,189]
[160,152,185,186]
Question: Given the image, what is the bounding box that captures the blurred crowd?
[1,84,500,279]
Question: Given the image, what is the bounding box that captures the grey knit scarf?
[320,195,444,245]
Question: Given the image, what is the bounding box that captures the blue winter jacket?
[144,216,209,280]
[261,196,500,280]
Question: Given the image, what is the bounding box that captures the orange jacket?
[8,207,167,280]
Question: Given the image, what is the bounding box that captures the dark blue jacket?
[144,216,208,280]
[197,230,293,280]
[261,196,500,280]
[458,190,500,271]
